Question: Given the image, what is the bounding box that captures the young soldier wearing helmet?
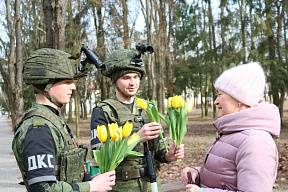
[12,48,115,192]
[90,48,185,191]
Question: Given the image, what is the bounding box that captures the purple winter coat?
[196,101,281,192]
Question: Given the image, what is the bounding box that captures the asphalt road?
[0,115,26,192]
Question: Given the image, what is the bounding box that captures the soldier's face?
[116,73,140,97]
[49,79,76,105]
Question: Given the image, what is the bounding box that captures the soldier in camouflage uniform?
[12,48,116,192]
[90,49,185,191]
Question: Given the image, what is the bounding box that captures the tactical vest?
[99,98,161,180]
[13,104,86,188]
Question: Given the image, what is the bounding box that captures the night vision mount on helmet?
[102,43,154,79]
[77,45,106,75]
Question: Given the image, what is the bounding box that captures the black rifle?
[138,110,158,192]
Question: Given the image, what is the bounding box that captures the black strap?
[69,183,80,191]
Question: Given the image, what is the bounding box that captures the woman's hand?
[165,140,184,161]
[186,184,200,192]
[136,122,161,143]
[181,167,199,185]
[89,170,116,192]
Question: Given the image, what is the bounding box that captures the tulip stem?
[159,132,168,152]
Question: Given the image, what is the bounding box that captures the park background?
[0,0,287,190]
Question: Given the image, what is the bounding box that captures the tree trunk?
[265,0,279,108]
[249,2,255,50]
[220,0,226,56]
[275,0,286,121]
[67,95,74,123]
[0,0,24,129]
[83,100,88,120]
[43,0,53,48]
[74,83,80,137]
[238,0,246,63]
[165,0,173,98]
[54,0,67,50]
[199,72,205,118]
[93,0,107,100]
[140,0,155,100]
[15,0,24,119]
[122,0,130,49]
[284,11,288,64]
[207,0,217,118]
[205,75,209,117]
[154,0,166,113]
[32,0,40,49]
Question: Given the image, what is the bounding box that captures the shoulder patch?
[33,119,45,127]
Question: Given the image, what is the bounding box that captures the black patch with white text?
[23,124,56,185]
[91,107,107,150]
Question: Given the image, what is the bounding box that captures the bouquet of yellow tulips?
[159,95,193,148]
[91,122,143,173]
[136,98,168,152]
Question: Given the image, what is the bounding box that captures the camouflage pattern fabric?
[12,103,90,192]
[23,48,77,85]
[102,49,146,80]
[112,176,163,192]
[110,69,142,83]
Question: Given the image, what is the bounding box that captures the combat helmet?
[102,49,146,83]
[23,48,76,85]
[23,48,77,107]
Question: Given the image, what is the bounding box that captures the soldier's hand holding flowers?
[88,170,116,192]
[136,98,168,152]
[91,122,143,174]
[160,95,193,157]
[164,140,185,161]
[135,121,162,144]
[136,98,185,162]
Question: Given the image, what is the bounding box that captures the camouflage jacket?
[12,103,90,192]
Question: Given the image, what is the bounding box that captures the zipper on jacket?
[222,183,227,190]
[204,129,222,165]
[216,131,222,140]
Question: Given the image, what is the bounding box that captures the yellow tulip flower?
[97,125,107,143]
[122,121,133,138]
[168,97,172,108]
[171,96,178,108]
[136,98,148,110]
[109,123,119,142]
[127,133,140,146]
[172,95,181,108]
[186,100,194,113]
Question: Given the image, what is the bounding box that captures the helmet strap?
[44,93,63,108]
[32,80,63,108]
[115,85,132,99]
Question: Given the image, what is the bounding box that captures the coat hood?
[213,101,281,139]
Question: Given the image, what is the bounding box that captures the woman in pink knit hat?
[181,62,281,192]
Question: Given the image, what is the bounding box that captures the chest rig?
[14,104,86,185]
[99,98,160,180]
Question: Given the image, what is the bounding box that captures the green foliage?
[23,84,35,111]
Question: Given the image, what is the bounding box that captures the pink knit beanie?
[214,62,266,106]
